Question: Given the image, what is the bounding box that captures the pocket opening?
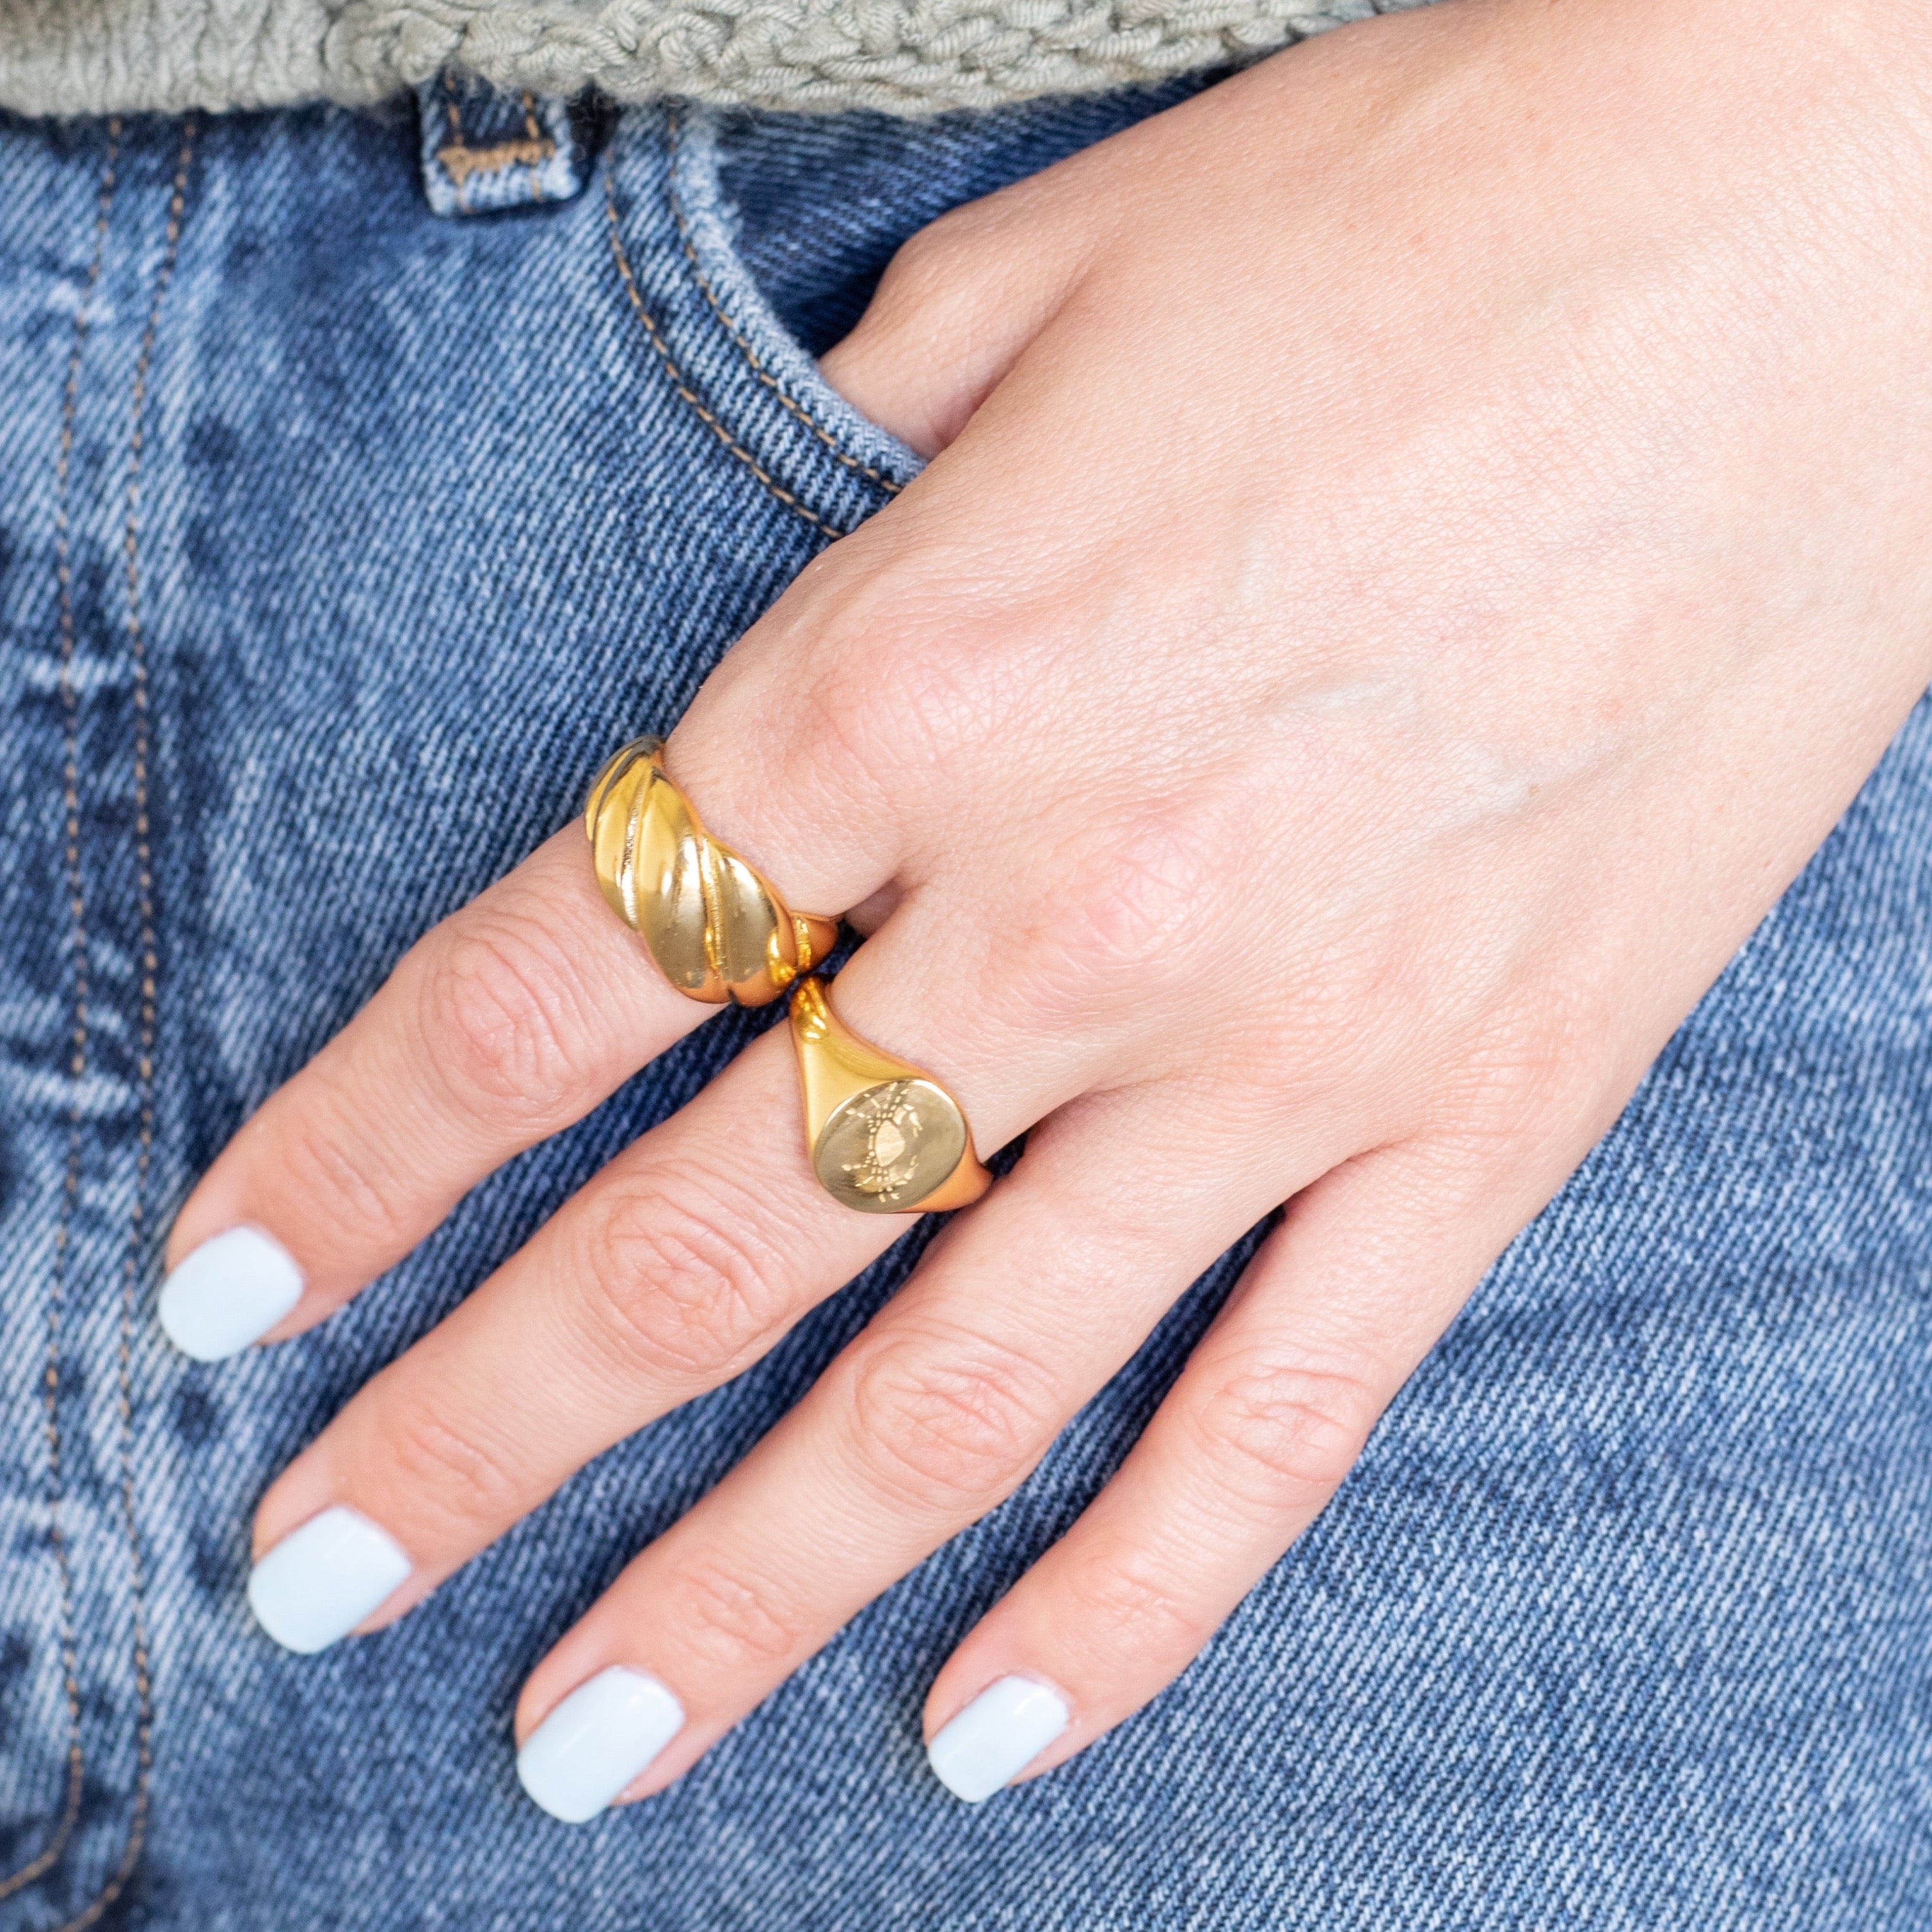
[664,104,926,506]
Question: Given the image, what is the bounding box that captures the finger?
[504,1083,1347,1823]
[243,915,1107,1654]
[159,826,708,1359]
[246,1025,889,1633]
[160,642,923,1369]
[817,181,1091,459]
[918,1126,1578,1801]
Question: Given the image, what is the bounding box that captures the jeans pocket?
[600,85,1219,542]
[672,106,927,493]
[602,103,921,543]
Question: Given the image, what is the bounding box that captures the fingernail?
[247,1506,411,1654]
[158,1225,303,1361]
[927,1675,1071,1804]
[516,1666,686,1824]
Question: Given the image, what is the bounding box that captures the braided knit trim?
[0,0,1437,118]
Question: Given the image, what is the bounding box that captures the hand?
[163,0,1932,1814]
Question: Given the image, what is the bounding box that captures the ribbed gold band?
[583,736,838,1008]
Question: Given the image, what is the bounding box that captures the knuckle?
[800,606,991,790]
[665,1555,807,1670]
[790,645,914,788]
[275,1083,419,1254]
[1062,1543,1214,1656]
[722,558,1037,852]
[414,914,591,1124]
[1192,1359,1379,1516]
[701,621,925,871]
[1004,808,1220,1029]
[379,1400,527,1538]
[773,531,1039,801]
[844,1327,1061,1516]
[578,1164,794,1386]
[1450,989,1607,1126]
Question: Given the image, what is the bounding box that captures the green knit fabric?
[0,0,1430,118]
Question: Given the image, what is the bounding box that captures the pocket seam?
[602,148,854,539]
[664,101,903,504]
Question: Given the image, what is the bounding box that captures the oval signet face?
[812,1078,967,1213]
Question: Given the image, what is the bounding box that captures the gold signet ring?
[584,736,840,1007]
[790,978,992,1215]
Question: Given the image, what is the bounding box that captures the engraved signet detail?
[812,1078,967,1214]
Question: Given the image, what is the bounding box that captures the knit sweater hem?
[0,0,1430,118]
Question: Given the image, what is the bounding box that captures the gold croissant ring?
[790,978,991,1215]
[584,736,840,1007]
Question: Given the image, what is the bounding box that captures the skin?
[170,0,1932,1801]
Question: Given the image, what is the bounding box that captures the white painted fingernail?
[516,1666,686,1824]
[927,1675,1071,1803]
[159,1225,303,1361]
[247,1506,411,1654]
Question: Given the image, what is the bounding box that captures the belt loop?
[417,75,593,216]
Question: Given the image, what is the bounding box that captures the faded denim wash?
[1,79,1929,1932]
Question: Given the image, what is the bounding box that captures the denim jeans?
[1,79,1929,1932]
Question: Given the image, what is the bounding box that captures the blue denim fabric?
[0,82,1929,1932]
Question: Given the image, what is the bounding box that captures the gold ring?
[584,736,840,1007]
[790,978,991,1215]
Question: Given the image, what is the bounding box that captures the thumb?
[818,185,1098,459]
